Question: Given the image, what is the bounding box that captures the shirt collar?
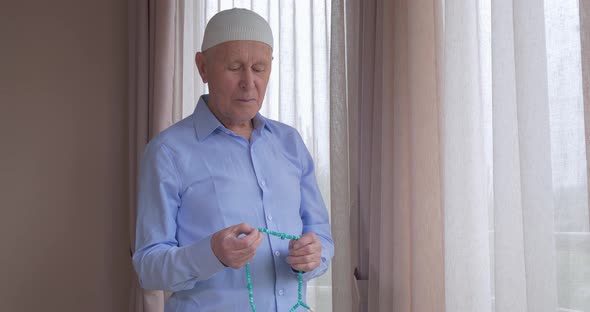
[192,95,272,141]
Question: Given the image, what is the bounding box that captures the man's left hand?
[287,232,322,272]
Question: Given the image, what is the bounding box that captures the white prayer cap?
[201,8,273,51]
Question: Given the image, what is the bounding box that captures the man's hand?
[287,232,322,272]
[211,223,263,269]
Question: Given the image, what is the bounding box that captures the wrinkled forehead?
[208,41,273,63]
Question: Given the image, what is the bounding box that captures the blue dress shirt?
[133,95,334,312]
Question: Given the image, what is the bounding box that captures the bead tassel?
[245,228,313,312]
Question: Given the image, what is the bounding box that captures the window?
[478,0,589,310]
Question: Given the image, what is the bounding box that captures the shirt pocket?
[178,176,228,239]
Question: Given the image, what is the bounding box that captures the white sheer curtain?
[331,0,590,311]
[176,1,333,311]
[430,0,590,310]
[489,0,588,310]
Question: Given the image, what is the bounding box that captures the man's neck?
[225,120,254,141]
[206,99,255,141]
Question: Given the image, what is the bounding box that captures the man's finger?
[231,228,261,250]
[288,243,320,257]
[231,223,254,236]
[290,232,318,250]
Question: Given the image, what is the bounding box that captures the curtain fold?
[128,1,178,311]
[492,1,558,311]
[443,0,491,310]
[490,1,528,310]
[388,1,411,311]
[329,0,355,311]
[406,1,446,310]
[581,0,590,229]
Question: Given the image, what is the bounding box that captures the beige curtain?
[128,0,178,311]
[361,1,447,311]
[331,1,446,311]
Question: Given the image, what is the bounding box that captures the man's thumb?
[232,222,253,236]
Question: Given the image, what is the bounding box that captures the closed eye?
[252,65,266,73]
[228,63,241,71]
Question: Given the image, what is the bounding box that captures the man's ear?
[195,52,208,83]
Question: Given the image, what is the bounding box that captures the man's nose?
[239,69,255,90]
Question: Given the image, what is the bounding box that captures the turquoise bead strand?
[258,227,300,240]
[245,228,313,312]
[245,263,256,312]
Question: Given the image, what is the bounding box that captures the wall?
[0,1,130,311]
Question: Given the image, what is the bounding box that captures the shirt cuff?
[184,234,227,281]
[289,256,328,281]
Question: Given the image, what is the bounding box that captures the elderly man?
[133,8,334,312]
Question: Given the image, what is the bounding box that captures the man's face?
[196,40,272,126]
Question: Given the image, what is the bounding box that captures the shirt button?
[274,250,280,257]
[267,214,273,221]
[278,289,285,296]
[261,180,266,186]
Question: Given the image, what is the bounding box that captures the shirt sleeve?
[294,132,335,282]
[132,141,226,292]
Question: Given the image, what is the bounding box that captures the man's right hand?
[210,223,263,269]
